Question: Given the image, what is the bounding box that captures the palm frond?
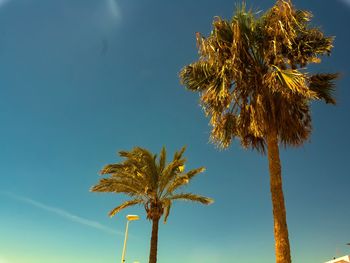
[277,98,312,147]
[119,150,134,158]
[100,163,124,175]
[294,28,334,67]
[165,167,206,195]
[128,147,159,190]
[173,146,186,161]
[210,113,238,148]
[169,193,213,205]
[158,146,167,172]
[159,155,186,194]
[162,199,172,223]
[179,62,217,92]
[90,178,142,197]
[232,2,256,41]
[309,73,338,104]
[108,199,143,217]
[272,66,317,98]
[100,164,146,184]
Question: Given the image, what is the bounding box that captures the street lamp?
[121,214,140,263]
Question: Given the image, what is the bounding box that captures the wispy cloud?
[0,256,10,263]
[0,0,10,8]
[106,0,121,19]
[0,191,122,236]
[339,0,350,6]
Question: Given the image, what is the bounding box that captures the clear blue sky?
[0,0,349,262]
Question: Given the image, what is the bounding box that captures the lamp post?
[121,215,140,263]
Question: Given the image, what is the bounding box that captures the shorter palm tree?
[91,146,213,263]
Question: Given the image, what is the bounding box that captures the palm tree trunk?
[149,217,160,263]
[267,129,291,263]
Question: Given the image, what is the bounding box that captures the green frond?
[162,199,172,223]
[302,29,334,55]
[166,167,205,195]
[118,150,132,158]
[213,17,233,46]
[127,147,159,190]
[309,73,338,104]
[165,176,188,194]
[92,146,212,222]
[277,98,312,147]
[166,166,206,194]
[295,9,312,25]
[210,113,238,149]
[179,62,217,92]
[108,199,143,217]
[90,178,142,197]
[272,66,317,98]
[100,163,125,175]
[174,146,186,160]
[100,165,146,185]
[169,193,214,205]
[158,146,167,172]
[163,159,186,177]
[232,2,256,41]
[240,134,266,153]
[185,167,206,179]
[159,158,186,194]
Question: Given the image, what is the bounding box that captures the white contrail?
[0,256,10,263]
[0,191,122,236]
[0,0,10,8]
[339,0,350,6]
[106,0,121,19]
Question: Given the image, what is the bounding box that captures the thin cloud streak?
[0,191,122,236]
[106,0,121,19]
[0,0,10,8]
[339,0,350,6]
[0,256,10,263]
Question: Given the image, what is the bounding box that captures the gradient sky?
[0,0,349,263]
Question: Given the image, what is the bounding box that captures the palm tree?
[179,1,337,263]
[91,146,213,263]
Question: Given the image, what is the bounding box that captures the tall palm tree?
[91,146,213,263]
[179,1,337,263]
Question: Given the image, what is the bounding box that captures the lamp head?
[126,215,140,221]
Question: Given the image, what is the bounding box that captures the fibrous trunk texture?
[267,129,292,263]
[149,217,160,263]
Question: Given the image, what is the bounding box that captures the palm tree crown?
[179,1,337,263]
[91,146,212,221]
[91,146,213,263]
[180,0,338,152]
